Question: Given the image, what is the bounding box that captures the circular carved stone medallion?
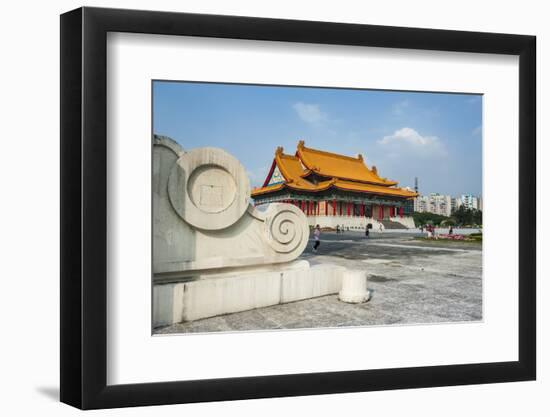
[168,147,250,230]
[187,165,237,213]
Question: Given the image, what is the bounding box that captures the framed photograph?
[60,6,536,409]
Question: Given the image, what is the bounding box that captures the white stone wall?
[305,215,415,230]
[390,216,416,229]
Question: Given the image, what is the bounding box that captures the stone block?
[153,262,346,326]
[339,269,370,303]
[281,264,345,303]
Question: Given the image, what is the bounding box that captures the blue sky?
[153,81,482,196]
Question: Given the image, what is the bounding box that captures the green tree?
[412,212,450,227]
[451,206,482,226]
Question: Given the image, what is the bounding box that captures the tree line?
[412,206,482,227]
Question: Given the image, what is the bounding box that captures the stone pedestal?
[153,261,345,326]
[339,270,370,303]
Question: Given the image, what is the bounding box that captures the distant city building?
[451,196,462,213]
[414,193,452,217]
[460,194,479,210]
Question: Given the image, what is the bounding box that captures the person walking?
[313,225,321,252]
[365,224,370,238]
[336,225,340,234]
[449,225,454,235]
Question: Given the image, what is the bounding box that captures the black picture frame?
[60,6,536,410]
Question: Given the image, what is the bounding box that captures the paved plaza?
[156,231,482,334]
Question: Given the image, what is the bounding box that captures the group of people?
[335,225,348,234]
[420,224,454,239]
[313,222,456,252]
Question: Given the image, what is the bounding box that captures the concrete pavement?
[156,231,482,334]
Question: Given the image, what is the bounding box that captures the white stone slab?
[181,272,282,322]
[281,264,345,303]
[153,262,346,327]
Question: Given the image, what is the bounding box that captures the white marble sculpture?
[152,135,357,326]
[153,135,309,278]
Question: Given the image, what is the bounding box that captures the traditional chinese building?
[251,141,417,230]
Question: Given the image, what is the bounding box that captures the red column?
[339,202,343,216]
[317,201,320,215]
[333,200,337,216]
[325,200,328,216]
[399,206,404,218]
[378,205,384,220]
[301,200,305,212]
[360,203,364,217]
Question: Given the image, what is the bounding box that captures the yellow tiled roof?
[296,140,397,186]
[275,152,312,185]
[251,179,416,198]
[251,141,417,199]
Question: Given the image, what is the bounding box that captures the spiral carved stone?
[263,203,309,256]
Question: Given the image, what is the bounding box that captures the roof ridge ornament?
[275,146,284,155]
[297,139,305,149]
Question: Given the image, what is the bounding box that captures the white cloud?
[377,127,447,157]
[392,99,410,115]
[292,102,327,125]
